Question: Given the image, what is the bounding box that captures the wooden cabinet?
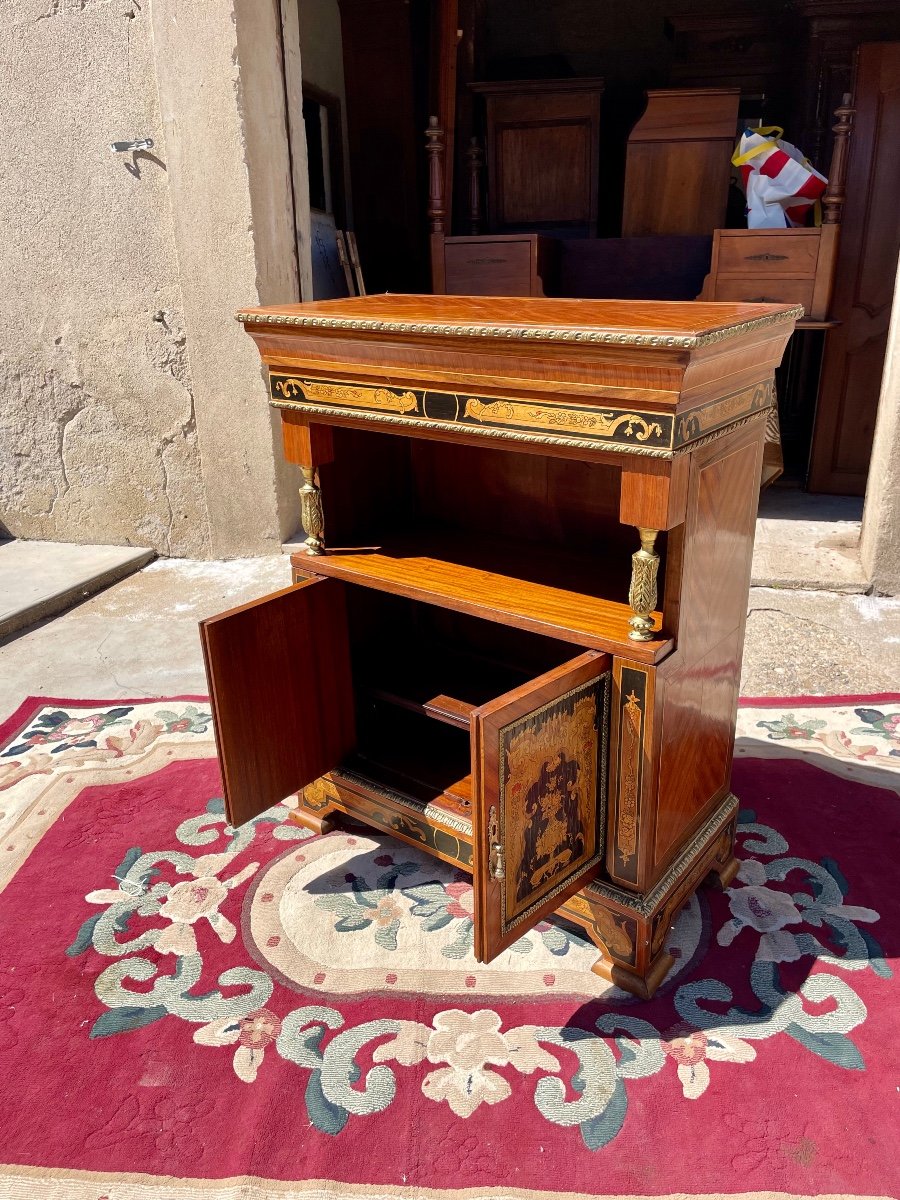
[700,226,840,320]
[622,88,740,237]
[807,41,900,494]
[202,294,800,999]
[440,233,558,296]
[469,79,604,235]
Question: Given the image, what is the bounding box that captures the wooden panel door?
[472,651,611,962]
[622,88,740,237]
[471,80,604,236]
[200,577,356,827]
[808,42,900,495]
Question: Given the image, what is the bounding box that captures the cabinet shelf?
[358,643,534,731]
[346,702,474,830]
[296,530,672,663]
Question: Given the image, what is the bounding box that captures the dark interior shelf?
[346,702,473,824]
[358,643,532,730]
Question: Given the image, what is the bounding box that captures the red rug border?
[2,690,898,748]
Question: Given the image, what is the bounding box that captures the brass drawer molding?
[464,398,664,443]
[674,380,775,447]
[275,376,418,414]
[240,305,803,348]
[270,373,776,456]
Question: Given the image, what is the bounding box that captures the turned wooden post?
[822,94,855,226]
[466,137,484,235]
[426,116,447,292]
[426,116,447,235]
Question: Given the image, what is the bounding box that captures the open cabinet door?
[200,577,356,827]
[472,651,611,962]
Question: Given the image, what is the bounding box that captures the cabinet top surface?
[238,294,802,349]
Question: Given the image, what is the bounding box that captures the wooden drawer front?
[271,373,676,455]
[717,233,819,276]
[444,241,533,296]
[713,275,815,312]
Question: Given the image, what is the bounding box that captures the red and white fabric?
[735,128,827,228]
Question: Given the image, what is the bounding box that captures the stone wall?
[0,0,303,558]
[0,0,209,556]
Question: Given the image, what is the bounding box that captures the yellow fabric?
[732,126,785,167]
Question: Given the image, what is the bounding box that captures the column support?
[628,527,660,641]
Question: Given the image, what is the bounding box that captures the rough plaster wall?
[151,0,303,558]
[0,0,210,556]
[861,255,900,595]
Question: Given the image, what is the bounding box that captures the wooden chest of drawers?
[700,226,839,320]
[439,234,558,297]
[200,294,800,998]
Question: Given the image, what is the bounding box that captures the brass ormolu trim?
[464,397,665,443]
[628,528,660,641]
[272,397,676,458]
[238,305,804,348]
[299,467,325,555]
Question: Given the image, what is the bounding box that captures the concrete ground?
[752,489,866,593]
[0,539,154,639]
[1,556,898,718]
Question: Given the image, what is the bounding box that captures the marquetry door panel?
[200,577,356,827]
[472,651,611,962]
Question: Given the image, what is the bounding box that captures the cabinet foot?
[559,889,676,999]
[704,853,740,890]
[290,777,342,837]
[289,807,336,836]
[591,948,675,1001]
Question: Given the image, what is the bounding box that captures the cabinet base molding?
[291,772,738,1000]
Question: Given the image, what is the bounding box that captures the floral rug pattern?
[65,789,885,1146]
[0,693,898,1200]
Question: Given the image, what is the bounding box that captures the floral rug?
[0,692,898,1200]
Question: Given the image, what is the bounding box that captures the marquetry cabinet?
[200,294,800,998]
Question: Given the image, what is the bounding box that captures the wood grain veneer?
[199,293,799,999]
[291,535,671,663]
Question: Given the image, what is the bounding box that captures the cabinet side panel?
[652,426,763,871]
[674,427,763,664]
[653,627,742,869]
